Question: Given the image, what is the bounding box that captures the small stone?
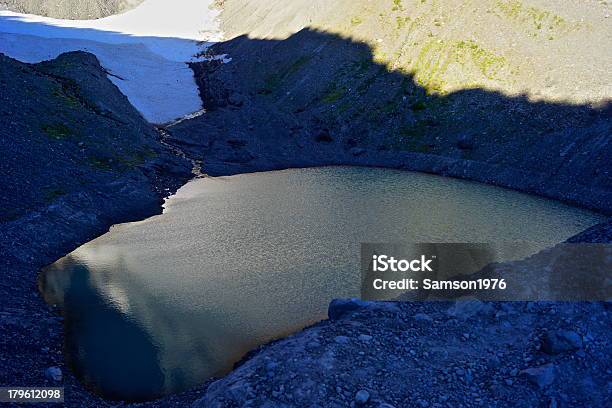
[355,390,370,405]
[414,313,433,322]
[521,364,555,388]
[505,379,513,386]
[228,92,244,106]
[417,399,430,407]
[314,130,333,143]
[306,340,321,350]
[265,361,278,372]
[44,366,62,382]
[334,335,350,344]
[457,133,475,150]
[358,334,373,342]
[350,147,367,156]
[464,369,473,384]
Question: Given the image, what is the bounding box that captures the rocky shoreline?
[193,299,611,408]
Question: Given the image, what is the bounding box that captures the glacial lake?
[39,167,605,400]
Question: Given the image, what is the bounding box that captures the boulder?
[355,389,370,405]
[541,330,583,354]
[44,366,62,382]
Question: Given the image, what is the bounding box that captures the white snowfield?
[0,0,223,123]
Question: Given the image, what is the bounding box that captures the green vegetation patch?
[321,86,346,103]
[42,187,67,202]
[87,147,157,172]
[260,55,312,94]
[52,86,80,108]
[395,121,432,152]
[494,0,578,37]
[41,123,73,140]
[411,39,507,93]
[455,40,507,79]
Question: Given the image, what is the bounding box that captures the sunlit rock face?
[0,0,145,20]
[216,0,611,104]
[0,0,224,123]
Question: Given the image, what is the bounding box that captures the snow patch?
[0,0,224,123]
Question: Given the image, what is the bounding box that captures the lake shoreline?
[40,166,605,401]
[4,148,610,406]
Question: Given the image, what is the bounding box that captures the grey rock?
[228,92,245,107]
[350,147,367,156]
[334,335,350,344]
[457,133,475,150]
[541,330,583,354]
[265,361,279,371]
[414,313,433,322]
[447,298,493,319]
[355,390,370,405]
[44,366,62,382]
[521,364,555,388]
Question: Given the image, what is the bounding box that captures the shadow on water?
[40,259,165,401]
[39,254,232,401]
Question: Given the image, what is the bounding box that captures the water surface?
[40,167,605,400]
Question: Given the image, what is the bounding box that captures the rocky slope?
[0,0,143,19]
[215,0,611,103]
[170,0,612,213]
[0,51,193,406]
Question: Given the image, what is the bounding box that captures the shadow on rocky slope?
[171,28,612,213]
[0,51,192,406]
